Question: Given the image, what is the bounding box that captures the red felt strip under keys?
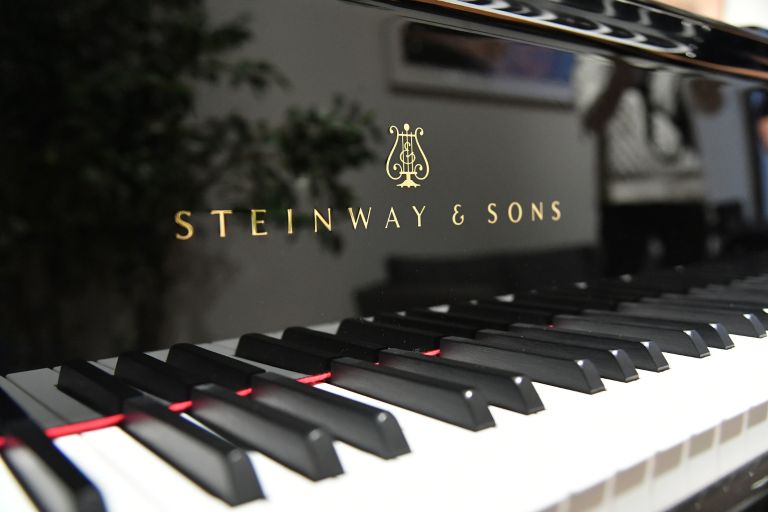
[4,350,441,442]
[44,414,126,439]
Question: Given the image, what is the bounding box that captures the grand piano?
[2,0,768,510]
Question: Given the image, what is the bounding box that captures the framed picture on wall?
[386,20,574,104]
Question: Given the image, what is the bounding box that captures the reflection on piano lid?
[3,0,768,510]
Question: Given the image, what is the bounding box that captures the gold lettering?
[551,200,561,221]
[385,207,400,229]
[287,208,294,234]
[313,208,332,232]
[487,203,498,224]
[412,205,426,227]
[250,209,268,236]
[174,210,194,240]
[452,204,464,226]
[531,201,544,222]
[348,207,372,230]
[507,202,522,224]
[210,209,232,238]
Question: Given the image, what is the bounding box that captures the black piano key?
[236,333,336,374]
[166,343,265,391]
[439,337,605,394]
[408,308,513,330]
[537,286,643,303]
[672,269,732,283]
[476,298,582,315]
[478,298,583,317]
[190,384,344,480]
[643,296,768,324]
[377,348,545,414]
[2,419,106,512]
[682,265,751,279]
[663,292,768,319]
[329,357,495,431]
[733,282,766,294]
[618,302,766,338]
[619,277,691,293]
[198,338,307,379]
[580,310,733,349]
[511,293,619,311]
[198,342,308,380]
[375,313,479,338]
[633,273,704,288]
[739,280,768,290]
[485,324,669,372]
[57,361,266,502]
[659,294,768,323]
[336,319,441,351]
[115,352,205,403]
[552,314,710,358]
[58,361,142,415]
[689,286,768,305]
[583,281,662,298]
[122,396,264,505]
[250,372,410,459]
[472,331,638,382]
[449,302,553,324]
[683,270,738,284]
[738,275,768,285]
[670,268,740,286]
[282,327,382,362]
[148,344,407,458]
[729,281,768,295]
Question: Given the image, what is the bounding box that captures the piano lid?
[384,0,768,80]
[1,0,768,373]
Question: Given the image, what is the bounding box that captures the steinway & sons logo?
[173,122,562,240]
[386,123,429,188]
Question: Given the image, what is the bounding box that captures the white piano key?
[54,434,159,512]
[96,357,119,370]
[295,332,768,512]
[646,354,724,511]
[178,324,758,512]
[7,369,101,424]
[242,451,332,511]
[79,427,230,511]
[612,349,747,510]
[621,333,768,511]
[713,335,768,477]
[547,363,708,512]
[95,358,118,371]
[313,381,564,512]
[0,457,39,512]
[746,400,768,462]
[0,377,63,429]
[146,349,169,360]
[11,326,765,512]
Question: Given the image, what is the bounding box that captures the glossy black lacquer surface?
[2,0,768,373]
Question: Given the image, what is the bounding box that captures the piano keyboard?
[3,261,768,512]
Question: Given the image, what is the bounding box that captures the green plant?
[0,0,378,369]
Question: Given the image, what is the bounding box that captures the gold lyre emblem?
[385,123,430,188]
